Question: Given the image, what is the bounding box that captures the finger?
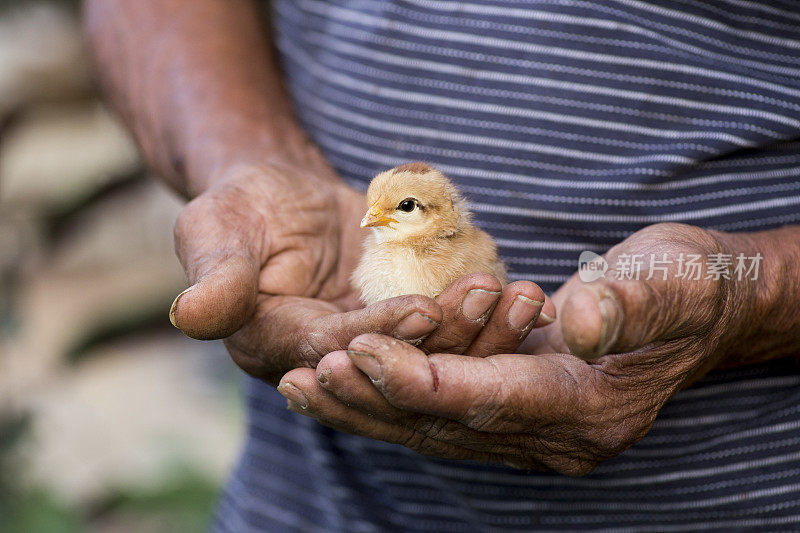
[560,223,731,359]
[534,294,557,328]
[314,351,526,456]
[277,368,499,463]
[316,350,400,420]
[560,274,714,359]
[464,281,548,357]
[223,295,336,383]
[347,334,589,431]
[171,192,262,339]
[304,293,442,356]
[224,293,442,382]
[419,273,502,354]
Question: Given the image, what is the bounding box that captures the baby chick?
[353,162,506,306]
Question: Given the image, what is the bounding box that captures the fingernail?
[596,296,622,356]
[507,295,544,331]
[317,368,331,385]
[277,382,308,409]
[393,312,439,342]
[169,286,193,328]
[538,311,556,325]
[462,289,501,321]
[347,350,382,383]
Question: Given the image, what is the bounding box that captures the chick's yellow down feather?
[352,162,506,306]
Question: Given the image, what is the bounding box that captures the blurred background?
[0,1,244,531]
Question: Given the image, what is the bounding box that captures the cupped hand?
[168,161,443,383]
[278,223,760,473]
[168,160,555,384]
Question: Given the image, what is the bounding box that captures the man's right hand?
[85,0,554,386]
[169,161,449,384]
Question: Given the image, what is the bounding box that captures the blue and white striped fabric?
[213,1,800,530]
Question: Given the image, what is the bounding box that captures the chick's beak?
[360,198,397,228]
[360,211,397,228]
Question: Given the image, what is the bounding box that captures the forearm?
[716,225,800,367]
[84,0,322,197]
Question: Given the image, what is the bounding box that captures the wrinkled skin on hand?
[279,223,756,475]
[170,162,554,384]
[170,162,366,383]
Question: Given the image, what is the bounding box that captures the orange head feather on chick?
[353,163,506,306]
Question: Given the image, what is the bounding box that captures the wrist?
[180,115,332,197]
[710,226,800,367]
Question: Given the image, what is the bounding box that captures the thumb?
[561,223,736,359]
[170,194,263,340]
[560,277,689,359]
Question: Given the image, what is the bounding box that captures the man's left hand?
[277,223,793,474]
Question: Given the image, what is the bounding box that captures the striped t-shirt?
[214,1,800,531]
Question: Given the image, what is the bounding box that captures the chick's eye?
[397,199,417,212]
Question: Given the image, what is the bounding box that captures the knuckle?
[297,340,322,368]
[301,322,327,357]
[409,413,436,435]
[410,415,452,441]
[461,361,509,430]
[381,378,418,409]
[528,439,603,476]
[640,223,716,251]
[400,430,437,454]
[463,390,505,431]
[297,321,337,368]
